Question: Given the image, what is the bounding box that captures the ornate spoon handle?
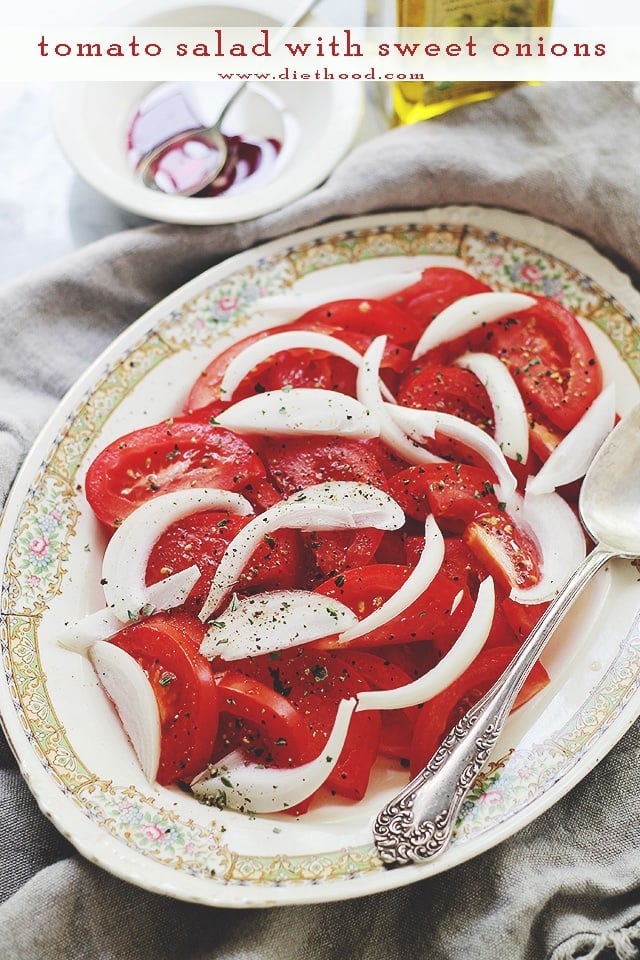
[373,547,613,865]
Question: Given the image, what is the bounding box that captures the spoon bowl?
[138,122,230,196]
[374,403,640,865]
[579,403,640,555]
[136,0,322,197]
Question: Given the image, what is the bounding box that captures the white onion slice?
[219,330,395,403]
[59,565,200,654]
[298,481,405,530]
[388,404,518,500]
[526,385,616,495]
[412,292,537,359]
[357,336,444,465]
[201,590,358,661]
[248,273,423,326]
[199,484,403,621]
[337,515,444,644]
[191,698,357,813]
[455,352,529,462]
[90,640,161,782]
[216,388,380,438]
[508,490,586,603]
[355,577,495,711]
[102,488,253,624]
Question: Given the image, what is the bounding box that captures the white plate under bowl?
[2,207,640,908]
[51,1,364,225]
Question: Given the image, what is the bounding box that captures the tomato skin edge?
[110,613,218,786]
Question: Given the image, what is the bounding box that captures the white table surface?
[0,0,637,287]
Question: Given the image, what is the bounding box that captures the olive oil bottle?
[394,0,554,123]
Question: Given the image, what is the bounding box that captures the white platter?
[1,206,640,908]
[51,1,364,225]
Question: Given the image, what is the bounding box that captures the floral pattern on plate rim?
[2,220,640,888]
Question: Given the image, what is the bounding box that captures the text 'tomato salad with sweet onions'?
[62,264,616,816]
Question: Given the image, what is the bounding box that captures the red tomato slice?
[232,350,338,400]
[239,649,381,801]
[186,318,410,411]
[528,414,566,463]
[388,462,500,527]
[213,671,315,767]
[502,596,550,644]
[302,527,384,582]
[409,646,549,777]
[464,511,542,593]
[85,418,267,528]
[187,331,271,410]
[110,612,217,785]
[468,296,602,433]
[397,364,494,430]
[258,435,388,497]
[314,563,475,652]
[293,298,424,346]
[385,267,492,324]
[145,512,303,615]
[338,650,418,760]
[374,529,409,566]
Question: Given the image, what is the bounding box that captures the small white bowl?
[51,1,364,225]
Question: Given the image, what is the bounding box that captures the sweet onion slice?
[199,484,404,621]
[387,404,518,500]
[216,388,380,438]
[298,481,405,530]
[357,336,444,465]
[90,640,161,782]
[191,698,357,813]
[60,566,200,653]
[201,590,358,661]
[337,515,445,644]
[219,330,395,403]
[102,488,253,624]
[456,351,529,462]
[526,384,616,495]
[355,577,495,711]
[412,291,536,358]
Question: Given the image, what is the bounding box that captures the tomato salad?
[70,265,616,816]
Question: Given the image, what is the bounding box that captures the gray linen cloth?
[1,82,640,959]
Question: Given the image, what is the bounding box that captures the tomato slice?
[239,649,381,801]
[468,296,602,433]
[397,364,494,430]
[385,267,492,323]
[502,596,550,644]
[258,435,388,497]
[85,418,267,528]
[338,650,418,760]
[110,612,217,785]
[293,298,424,346]
[302,527,384,583]
[388,462,500,527]
[409,646,549,777]
[186,318,410,411]
[314,563,474,653]
[145,512,303,615]
[213,671,315,767]
[464,511,542,593]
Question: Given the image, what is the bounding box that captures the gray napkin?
[1,81,640,960]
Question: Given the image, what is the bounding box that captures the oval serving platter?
[1,206,640,909]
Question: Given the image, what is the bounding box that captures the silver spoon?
[137,0,323,196]
[374,403,640,866]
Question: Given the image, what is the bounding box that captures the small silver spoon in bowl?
[137,0,323,197]
[374,402,640,866]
